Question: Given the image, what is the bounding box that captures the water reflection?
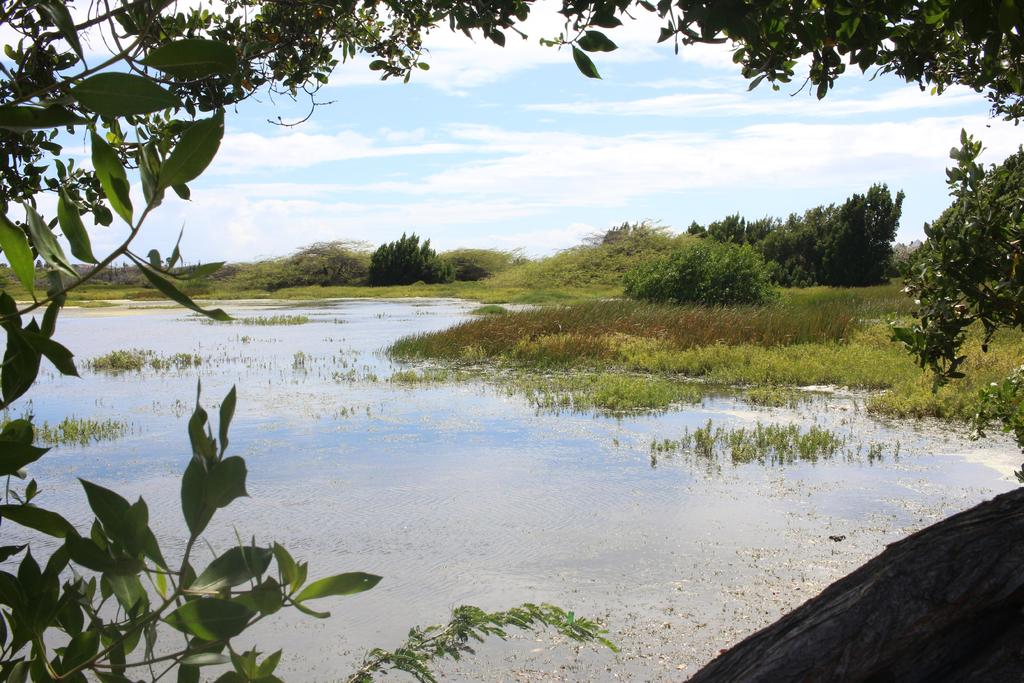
[17,298,1019,680]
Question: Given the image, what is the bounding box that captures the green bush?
[219,241,371,290]
[624,241,775,305]
[369,233,455,286]
[491,222,694,290]
[443,248,523,281]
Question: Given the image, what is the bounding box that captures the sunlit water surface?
[17,299,1019,681]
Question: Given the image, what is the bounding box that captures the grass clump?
[235,314,310,326]
[88,349,202,373]
[35,417,130,446]
[650,420,850,466]
[1,413,130,447]
[470,305,509,316]
[508,373,704,413]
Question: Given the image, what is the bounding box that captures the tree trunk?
[688,487,1024,682]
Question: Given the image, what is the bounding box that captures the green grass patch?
[470,305,509,316]
[234,314,310,326]
[649,419,887,467]
[506,372,705,413]
[390,289,1024,423]
[88,349,203,373]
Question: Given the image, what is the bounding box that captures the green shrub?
[369,233,455,286]
[492,221,693,290]
[443,248,523,281]
[218,241,371,291]
[624,241,774,305]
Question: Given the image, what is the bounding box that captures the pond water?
[18,298,1020,681]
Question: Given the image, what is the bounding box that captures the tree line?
[687,183,906,288]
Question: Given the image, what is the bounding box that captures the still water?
[20,299,1019,680]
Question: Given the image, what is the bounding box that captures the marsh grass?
[36,417,130,446]
[391,299,860,365]
[470,305,509,316]
[390,290,1022,422]
[88,349,202,373]
[649,419,873,467]
[235,314,311,326]
[504,372,705,413]
[1,413,130,446]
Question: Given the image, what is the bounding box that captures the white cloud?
[523,85,983,118]
[143,113,1021,261]
[212,130,469,173]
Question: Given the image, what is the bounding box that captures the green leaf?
[0,504,74,538]
[232,578,283,616]
[572,47,601,79]
[37,0,84,59]
[295,572,381,602]
[60,630,99,673]
[180,456,247,536]
[71,73,181,117]
[20,330,78,377]
[0,545,25,563]
[258,650,282,677]
[181,457,212,536]
[218,386,236,456]
[142,40,238,79]
[158,111,225,190]
[578,30,618,52]
[292,601,330,619]
[23,204,76,276]
[164,598,254,641]
[180,653,230,667]
[177,664,200,683]
[0,440,48,477]
[0,215,34,295]
[206,456,248,508]
[0,105,87,132]
[57,192,97,263]
[136,264,230,321]
[105,573,147,613]
[90,132,133,224]
[190,545,272,594]
[272,543,299,592]
[80,480,147,554]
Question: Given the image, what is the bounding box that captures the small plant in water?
[237,314,311,326]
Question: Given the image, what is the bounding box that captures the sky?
[56,4,1024,262]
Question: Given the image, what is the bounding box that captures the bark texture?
[688,486,1024,683]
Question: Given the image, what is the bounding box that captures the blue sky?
[83,5,1024,263]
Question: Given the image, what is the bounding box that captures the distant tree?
[686,221,707,237]
[369,233,455,286]
[759,211,826,287]
[706,214,748,243]
[704,186,903,287]
[819,184,905,286]
[443,248,524,281]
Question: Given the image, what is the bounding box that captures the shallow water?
[16,299,1020,681]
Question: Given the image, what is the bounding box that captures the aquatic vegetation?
[88,349,202,373]
[650,420,850,466]
[1,413,130,447]
[470,304,509,316]
[236,314,311,326]
[391,295,1023,422]
[35,417,131,446]
[508,373,704,413]
[390,368,464,384]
